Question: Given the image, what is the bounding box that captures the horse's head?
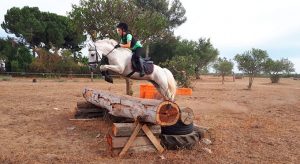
[87,39,118,70]
[87,43,101,70]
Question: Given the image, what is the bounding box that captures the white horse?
[88,39,177,101]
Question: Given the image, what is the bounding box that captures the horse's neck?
[108,48,132,65]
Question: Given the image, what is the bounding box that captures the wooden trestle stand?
[117,119,164,157]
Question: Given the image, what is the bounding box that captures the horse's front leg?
[100,65,123,74]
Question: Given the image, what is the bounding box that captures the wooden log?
[74,101,106,119]
[106,132,154,148]
[112,123,161,137]
[74,106,106,119]
[83,88,180,126]
[77,101,97,108]
[180,107,194,125]
[110,145,156,157]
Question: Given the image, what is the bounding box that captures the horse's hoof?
[105,76,113,83]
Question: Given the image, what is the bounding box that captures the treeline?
[0,1,296,88]
[0,38,89,74]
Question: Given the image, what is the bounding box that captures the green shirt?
[120,33,142,50]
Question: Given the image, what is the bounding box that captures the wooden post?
[91,71,94,82]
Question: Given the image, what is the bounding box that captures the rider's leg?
[133,48,145,77]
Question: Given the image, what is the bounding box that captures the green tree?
[0,38,33,72]
[1,6,85,56]
[194,38,219,79]
[263,58,294,83]
[149,36,197,64]
[234,48,268,89]
[69,0,186,42]
[213,57,234,84]
[161,55,195,88]
[148,35,180,63]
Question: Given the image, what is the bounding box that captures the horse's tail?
[163,68,177,101]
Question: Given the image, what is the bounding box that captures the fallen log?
[83,88,180,126]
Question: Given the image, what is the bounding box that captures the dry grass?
[0,76,299,163]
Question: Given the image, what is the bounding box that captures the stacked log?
[83,88,180,126]
[74,101,106,119]
[107,123,161,156]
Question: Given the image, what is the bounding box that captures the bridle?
[88,44,116,66]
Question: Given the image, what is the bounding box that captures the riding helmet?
[116,22,128,32]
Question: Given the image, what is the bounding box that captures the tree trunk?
[248,75,254,89]
[222,74,225,84]
[83,88,180,126]
[195,66,200,79]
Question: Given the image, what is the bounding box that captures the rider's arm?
[120,40,131,48]
[120,33,132,48]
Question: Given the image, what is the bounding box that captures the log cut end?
[156,101,180,126]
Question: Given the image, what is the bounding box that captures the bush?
[270,74,280,83]
[161,55,195,88]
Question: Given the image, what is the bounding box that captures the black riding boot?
[101,71,113,83]
[138,58,145,77]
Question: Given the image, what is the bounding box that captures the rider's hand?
[114,44,121,48]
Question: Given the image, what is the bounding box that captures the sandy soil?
[0,76,299,164]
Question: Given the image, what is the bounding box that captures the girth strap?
[126,71,136,78]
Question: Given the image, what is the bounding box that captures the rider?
[115,22,145,77]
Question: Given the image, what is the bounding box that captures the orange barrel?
[176,88,192,96]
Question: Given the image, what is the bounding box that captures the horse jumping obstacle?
[76,88,212,157]
[83,88,180,126]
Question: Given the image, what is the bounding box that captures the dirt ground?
[0,76,299,164]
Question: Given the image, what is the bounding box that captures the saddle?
[130,57,154,76]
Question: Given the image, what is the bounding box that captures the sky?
[0,0,299,73]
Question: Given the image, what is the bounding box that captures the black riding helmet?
[116,22,128,32]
